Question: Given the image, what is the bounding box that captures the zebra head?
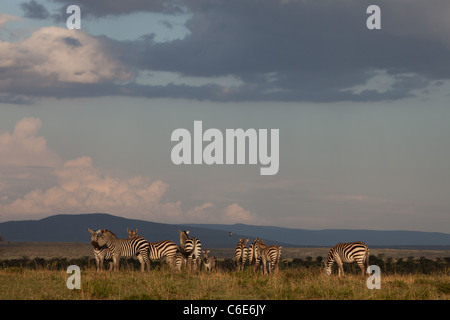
[127,228,139,238]
[178,230,190,247]
[239,238,249,246]
[88,228,102,249]
[97,229,117,246]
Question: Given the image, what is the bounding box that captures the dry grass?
[0,242,448,300]
[0,264,448,300]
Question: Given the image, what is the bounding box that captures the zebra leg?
[261,255,267,275]
[358,262,366,278]
[338,261,344,278]
[136,255,145,272]
[113,255,120,272]
[95,255,101,272]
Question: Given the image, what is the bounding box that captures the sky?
[0,0,449,233]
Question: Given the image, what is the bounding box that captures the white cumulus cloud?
[0,117,61,167]
[0,26,132,85]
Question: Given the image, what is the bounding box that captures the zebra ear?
[127,228,130,233]
[88,228,94,234]
[134,228,138,233]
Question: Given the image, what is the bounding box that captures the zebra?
[234,238,249,271]
[250,238,266,272]
[173,253,187,272]
[202,249,216,272]
[248,237,260,271]
[324,241,370,278]
[97,229,150,272]
[260,244,282,275]
[178,230,202,272]
[127,228,178,269]
[88,228,113,271]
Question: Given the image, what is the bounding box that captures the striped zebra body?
[173,253,187,272]
[252,239,267,272]
[234,238,249,271]
[98,229,150,272]
[127,228,178,268]
[179,230,202,271]
[148,240,178,260]
[248,238,260,271]
[324,241,370,278]
[260,245,282,275]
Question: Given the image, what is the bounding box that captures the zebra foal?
[324,241,370,278]
[97,229,150,272]
[203,250,216,272]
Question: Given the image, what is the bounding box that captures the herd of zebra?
[88,228,370,277]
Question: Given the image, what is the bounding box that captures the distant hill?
[0,213,449,248]
[188,223,450,247]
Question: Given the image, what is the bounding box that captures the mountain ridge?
[0,213,449,248]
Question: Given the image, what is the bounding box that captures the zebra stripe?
[251,238,267,272]
[324,241,370,278]
[98,229,150,272]
[89,228,113,271]
[178,230,202,271]
[234,238,249,271]
[248,238,260,271]
[260,244,282,275]
[127,228,178,262]
[173,253,187,272]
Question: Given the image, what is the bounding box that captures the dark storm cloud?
[7,0,450,103]
[20,0,50,19]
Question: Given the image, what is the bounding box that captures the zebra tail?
[364,248,370,273]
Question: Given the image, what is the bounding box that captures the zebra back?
[260,244,282,275]
[178,230,202,259]
[234,238,249,261]
[148,240,178,260]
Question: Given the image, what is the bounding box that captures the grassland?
[0,265,448,300]
[0,242,448,300]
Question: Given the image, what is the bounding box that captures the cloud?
[0,118,258,224]
[6,0,450,103]
[1,155,171,220]
[222,203,258,224]
[20,0,50,19]
[1,154,258,224]
[0,26,132,91]
[0,14,21,28]
[0,117,61,167]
